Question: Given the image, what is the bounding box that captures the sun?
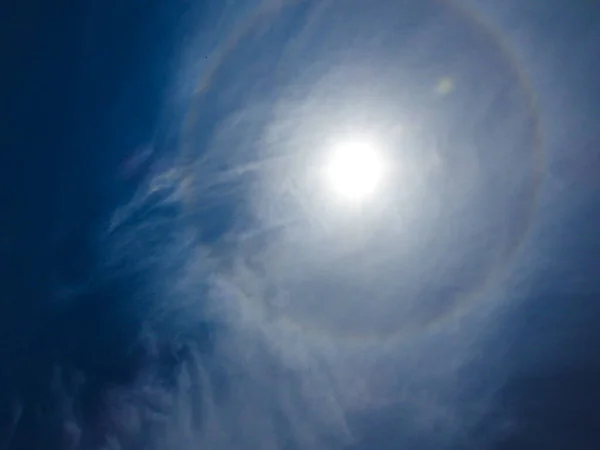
[325,138,385,202]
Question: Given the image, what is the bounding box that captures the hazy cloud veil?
[89,1,541,448]
[4,0,573,449]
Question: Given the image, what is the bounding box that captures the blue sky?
[1,0,600,449]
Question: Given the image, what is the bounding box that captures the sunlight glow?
[325,138,385,202]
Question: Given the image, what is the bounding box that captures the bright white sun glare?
[325,138,385,202]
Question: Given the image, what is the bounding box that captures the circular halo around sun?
[325,138,385,202]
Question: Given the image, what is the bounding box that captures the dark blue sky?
[1,0,600,449]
